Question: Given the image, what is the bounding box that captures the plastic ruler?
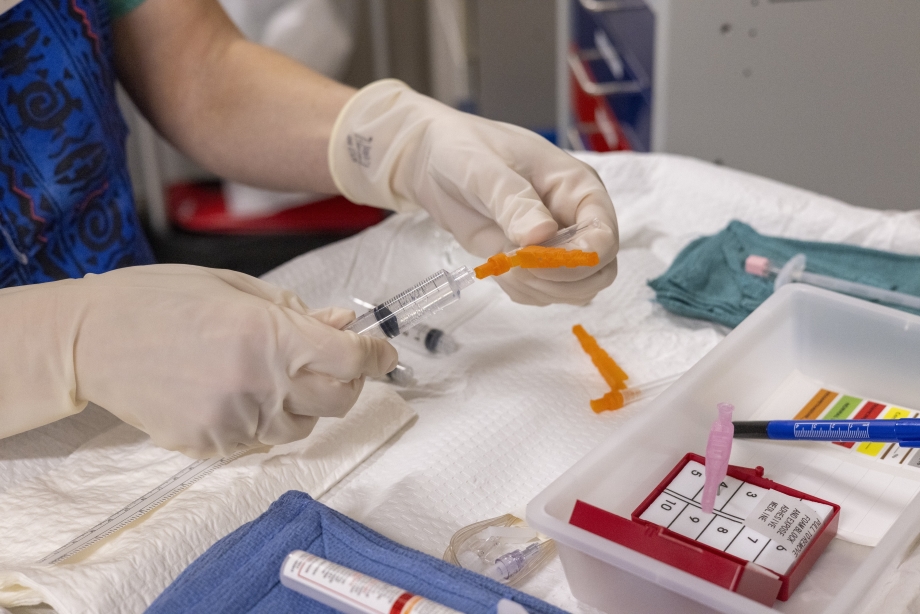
[37,450,246,565]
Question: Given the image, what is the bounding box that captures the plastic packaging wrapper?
[443,514,556,587]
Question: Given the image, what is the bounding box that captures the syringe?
[745,253,920,311]
[346,218,601,341]
[353,298,459,355]
[345,267,477,339]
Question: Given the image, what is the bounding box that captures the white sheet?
[0,383,414,613]
[263,152,920,613]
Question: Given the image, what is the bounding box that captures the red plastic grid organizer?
[569,453,840,606]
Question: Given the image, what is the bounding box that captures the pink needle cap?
[701,402,735,514]
[745,255,771,277]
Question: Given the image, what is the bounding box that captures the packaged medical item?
[443,514,556,587]
[569,453,839,605]
[281,551,463,614]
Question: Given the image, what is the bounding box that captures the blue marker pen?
[734,419,920,447]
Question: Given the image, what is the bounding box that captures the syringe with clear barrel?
[345,267,477,339]
[745,253,920,310]
[345,218,601,341]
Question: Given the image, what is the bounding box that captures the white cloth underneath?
[0,383,414,613]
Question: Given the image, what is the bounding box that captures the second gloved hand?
[328,79,618,306]
[0,265,397,458]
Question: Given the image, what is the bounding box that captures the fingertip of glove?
[371,337,399,377]
[506,208,558,247]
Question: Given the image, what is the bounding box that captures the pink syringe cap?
[745,255,771,277]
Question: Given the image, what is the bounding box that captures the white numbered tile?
[697,514,744,551]
[640,492,690,527]
[753,540,797,576]
[668,506,715,540]
[667,461,708,499]
[695,475,745,512]
[725,526,772,562]
[720,483,769,520]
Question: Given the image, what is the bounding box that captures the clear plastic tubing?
[345,267,477,340]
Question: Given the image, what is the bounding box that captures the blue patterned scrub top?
[0,0,155,287]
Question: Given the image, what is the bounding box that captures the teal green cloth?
[648,221,920,328]
[108,0,145,19]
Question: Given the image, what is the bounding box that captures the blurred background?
[121,0,920,277]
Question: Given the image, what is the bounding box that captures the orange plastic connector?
[572,324,628,391]
[590,390,625,413]
[474,246,599,279]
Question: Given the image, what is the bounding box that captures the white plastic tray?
[528,284,920,614]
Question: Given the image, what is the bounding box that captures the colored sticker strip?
[824,396,863,421]
[858,408,912,457]
[837,402,886,449]
[795,389,837,420]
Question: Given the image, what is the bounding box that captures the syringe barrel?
[800,271,920,310]
[344,267,475,339]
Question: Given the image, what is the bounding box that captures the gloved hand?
[0,265,396,458]
[328,79,618,306]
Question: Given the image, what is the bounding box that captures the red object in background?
[570,45,632,153]
[166,182,388,234]
[569,453,840,606]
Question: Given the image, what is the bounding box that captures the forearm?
[113,0,354,194]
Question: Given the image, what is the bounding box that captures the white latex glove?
[0,264,396,458]
[328,79,618,306]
